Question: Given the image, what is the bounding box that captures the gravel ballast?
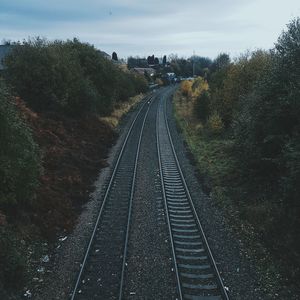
[123,92,178,299]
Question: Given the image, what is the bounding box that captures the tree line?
[0,38,149,293]
[127,53,212,80]
[1,37,149,210]
[4,38,148,116]
[180,18,300,273]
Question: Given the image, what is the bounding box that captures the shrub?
[0,227,26,290]
[191,76,209,98]
[207,51,272,127]
[232,18,300,262]
[207,112,224,135]
[4,38,58,111]
[210,53,231,72]
[221,50,272,126]
[181,80,193,96]
[281,140,300,215]
[131,73,148,94]
[178,17,300,278]
[194,90,210,123]
[0,79,40,209]
[233,18,300,181]
[4,38,148,117]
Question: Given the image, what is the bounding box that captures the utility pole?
[192,50,195,77]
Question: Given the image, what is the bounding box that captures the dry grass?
[173,89,201,133]
[100,93,145,128]
[173,89,236,193]
[174,91,193,119]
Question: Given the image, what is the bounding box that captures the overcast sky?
[0,0,299,59]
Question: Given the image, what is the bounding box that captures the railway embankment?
[172,82,300,299]
[0,38,148,299]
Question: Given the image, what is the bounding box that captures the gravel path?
[123,92,178,299]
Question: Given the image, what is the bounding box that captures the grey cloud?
[0,0,299,58]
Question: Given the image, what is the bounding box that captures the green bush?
[234,18,300,183]
[194,90,210,123]
[232,18,300,261]
[0,227,26,290]
[117,73,135,102]
[207,112,224,136]
[181,17,300,278]
[207,51,271,127]
[131,73,148,94]
[0,79,40,209]
[4,38,148,117]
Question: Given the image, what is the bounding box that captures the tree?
[147,55,155,65]
[4,38,148,116]
[211,53,230,72]
[143,70,151,82]
[0,79,40,208]
[163,55,167,65]
[112,51,118,61]
[232,18,300,258]
[194,90,210,123]
[193,56,212,76]
[154,57,159,65]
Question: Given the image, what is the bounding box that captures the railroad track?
[156,90,229,300]
[70,92,156,300]
[70,87,229,299]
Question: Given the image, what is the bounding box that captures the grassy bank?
[174,89,239,210]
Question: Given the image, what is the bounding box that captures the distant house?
[132,67,156,76]
[0,44,13,71]
[99,50,111,60]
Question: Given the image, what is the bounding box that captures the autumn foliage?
[179,18,300,278]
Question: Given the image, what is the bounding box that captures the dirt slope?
[15,98,116,239]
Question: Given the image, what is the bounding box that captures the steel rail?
[70,93,154,300]
[118,91,158,299]
[156,89,183,300]
[163,89,229,300]
[157,88,230,300]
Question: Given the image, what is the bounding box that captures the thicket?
[169,55,212,77]
[0,80,40,292]
[0,227,27,292]
[0,79,40,210]
[181,18,300,274]
[233,19,300,259]
[4,38,148,116]
[1,38,148,294]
